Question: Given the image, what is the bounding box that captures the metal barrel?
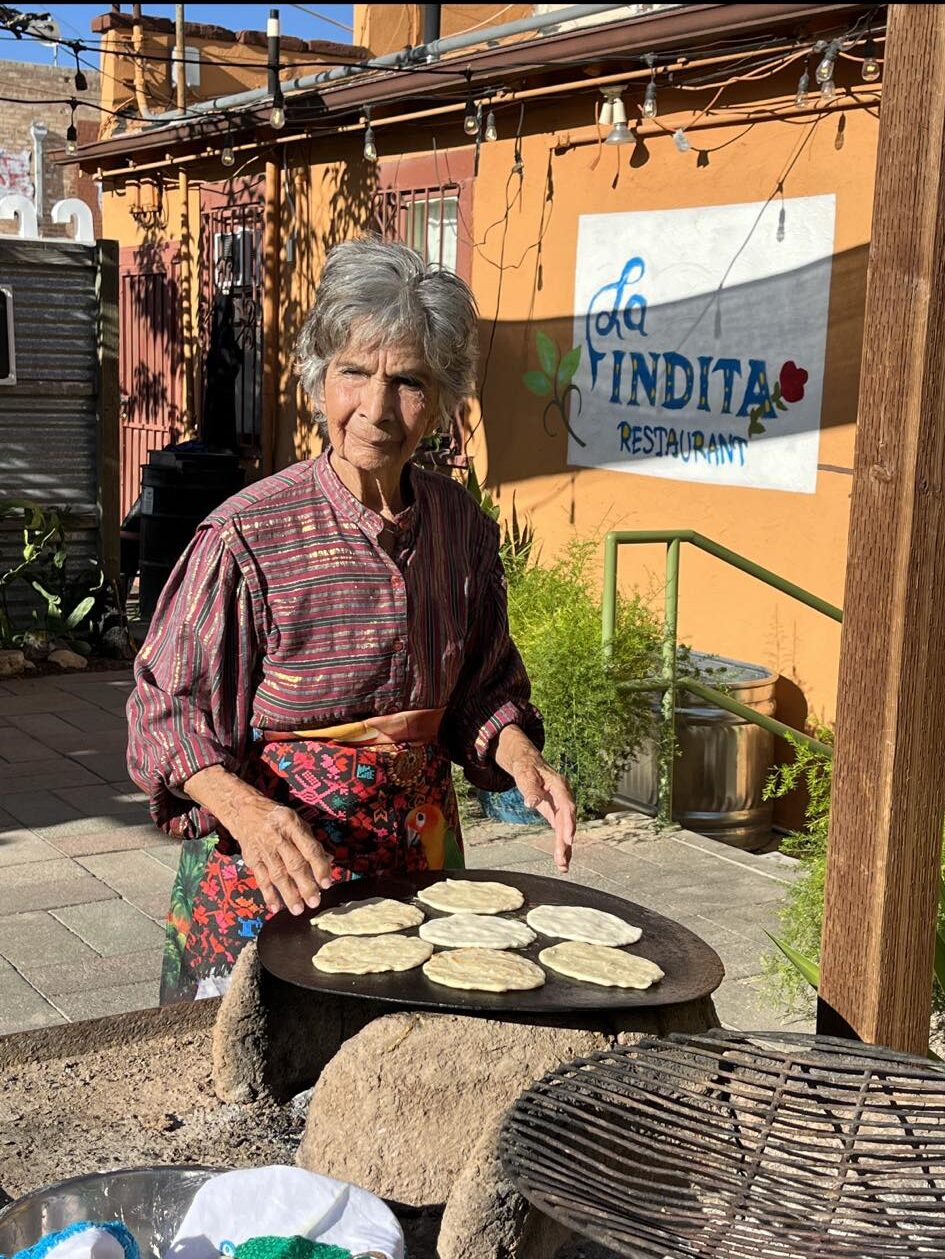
[616,653,778,851]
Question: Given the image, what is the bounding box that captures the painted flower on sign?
[522,331,585,447]
[747,357,810,438]
[779,360,809,404]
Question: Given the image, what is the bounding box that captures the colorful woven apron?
[160,709,463,1004]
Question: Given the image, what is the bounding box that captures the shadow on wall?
[282,143,379,463]
[477,242,868,492]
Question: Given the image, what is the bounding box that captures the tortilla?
[526,904,643,946]
[313,896,425,936]
[418,913,536,950]
[416,879,524,915]
[312,934,433,974]
[538,940,664,989]
[422,947,545,992]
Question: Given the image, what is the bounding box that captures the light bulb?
[816,40,839,83]
[66,123,78,156]
[820,77,836,102]
[604,122,632,146]
[862,36,880,82]
[463,98,479,136]
[673,128,690,153]
[363,125,377,161]
[795,68,810,108]
[221,143,235,167]
[270,102,285,130]
[642,79,658,120]
[484,110,497,142]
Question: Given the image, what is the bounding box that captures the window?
[213,227,259,293]
[402,191,460,273]
[374,152,474,282]
[0,287,15,384]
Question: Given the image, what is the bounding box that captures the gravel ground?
[0,1005,443,1253]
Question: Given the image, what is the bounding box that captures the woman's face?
[321,338,440,475]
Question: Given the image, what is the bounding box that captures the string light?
[463,96,480,136]
[816,39,840,84]
[484,109,498,142]
[795,65,810,108]
[673,127,691,153]
[820,76,836,103]
[643,75,658,120]
[71,44,87,92]
[362,107,376,161]
[861,34,881,82]
[221,124,235,166]
[65,99,77,155]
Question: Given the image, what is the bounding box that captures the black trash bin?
[137,449,244,622]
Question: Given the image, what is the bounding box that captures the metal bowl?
[0,1166,226,1259]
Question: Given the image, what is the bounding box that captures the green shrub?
[506,539,662,818]
[765,729,945,1032]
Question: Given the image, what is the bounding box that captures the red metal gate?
[118,243,183,519]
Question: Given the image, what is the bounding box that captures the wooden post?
[178,168,195,436]
[262,157,282,476]
[96,240,120,584]
[818,3,945,1055]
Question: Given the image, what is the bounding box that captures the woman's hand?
[495,727,576,872]
[184,766,333,915]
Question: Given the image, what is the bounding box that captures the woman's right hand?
[184,766,333,915]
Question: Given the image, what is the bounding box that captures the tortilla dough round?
[539,941,664,989]
[418,913,536,950]
[423,947,545,992]
[313,897,425,936]
[526,904,643,946]
[416,879,524,915]
[312,934,434,974]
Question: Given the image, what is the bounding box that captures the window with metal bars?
[372,152,474,283]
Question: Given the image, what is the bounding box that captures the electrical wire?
[286,3,353,34]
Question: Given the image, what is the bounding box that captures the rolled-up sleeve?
[126,523,261,839]
[442,521,544,792]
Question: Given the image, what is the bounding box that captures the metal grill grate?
[499,1030,945,1258]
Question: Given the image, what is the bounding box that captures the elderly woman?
[127,238,575,1003]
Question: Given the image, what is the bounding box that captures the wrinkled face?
[321,337,440,475]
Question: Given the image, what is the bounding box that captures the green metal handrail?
[602,529,841,825]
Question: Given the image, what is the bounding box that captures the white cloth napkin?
[164,1167,403,1259]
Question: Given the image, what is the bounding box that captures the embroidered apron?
[160,710,462,1004]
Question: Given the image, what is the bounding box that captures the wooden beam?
[818,3,945,1055]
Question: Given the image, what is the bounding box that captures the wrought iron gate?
[118,242,182,519]
[199,199,263,454]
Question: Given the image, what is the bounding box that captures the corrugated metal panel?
[0,239,100,628]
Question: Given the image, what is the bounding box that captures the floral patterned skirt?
[160,738,462,1004]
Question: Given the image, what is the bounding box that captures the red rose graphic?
[779,361,808,403]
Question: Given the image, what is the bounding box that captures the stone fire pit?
[0,944,718,1258]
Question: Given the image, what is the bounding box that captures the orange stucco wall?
[461,84,874,727]
[102,61,878,732]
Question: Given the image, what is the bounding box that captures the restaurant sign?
[567,196,836,493]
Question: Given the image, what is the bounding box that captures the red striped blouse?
[126,452,543,838]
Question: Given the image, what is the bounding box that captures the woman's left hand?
[496,727,576,872]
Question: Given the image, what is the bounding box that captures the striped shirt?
[126,451,543,838]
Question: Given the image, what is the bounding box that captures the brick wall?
[0,60,102,238]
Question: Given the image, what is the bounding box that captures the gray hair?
[295,237,480,435]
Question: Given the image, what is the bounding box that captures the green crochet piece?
[233,1237,351,1259]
